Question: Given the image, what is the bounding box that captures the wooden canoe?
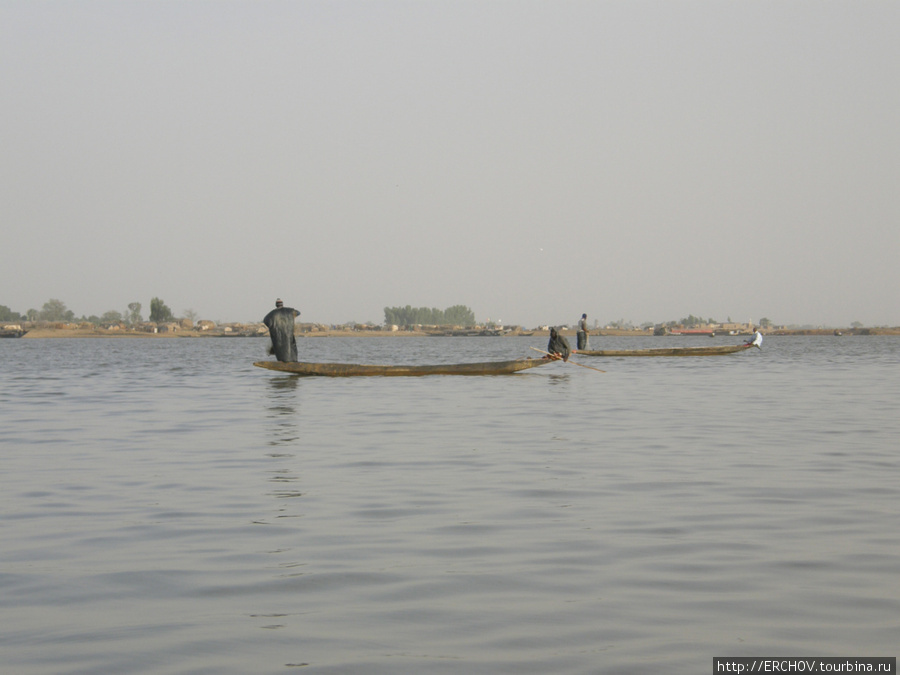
[253,357,551,377]
[575,344,753,357]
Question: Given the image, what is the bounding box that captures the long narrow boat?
[253,357,551,377]
[575,344,753,357]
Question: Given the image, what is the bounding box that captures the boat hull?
[253,357,551,376]
[576,344,753,357]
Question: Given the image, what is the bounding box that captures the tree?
[0,305,23,322]
[384,305,415,326]
[101,310,123,324]
[444,305,475,326]
[149,297,174,323]
[383,304,476,327]
[127,302,143,325]
[39,299,75,322]
[182,308,199,323]
[759,317,772,328]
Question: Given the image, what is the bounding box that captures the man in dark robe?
[263,299,300,362]
[547,327,571,362]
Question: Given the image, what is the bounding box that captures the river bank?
[15,325,900,339]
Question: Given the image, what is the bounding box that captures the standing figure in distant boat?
[576,313,589,351]
[746,327,763,349]
[546,327,571,362]
[263,299,300,362]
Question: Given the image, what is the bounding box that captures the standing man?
[263,299,300,362]
[576,313,590,351]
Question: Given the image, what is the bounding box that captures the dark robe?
[263,307,300,362]
[547,327,571,362]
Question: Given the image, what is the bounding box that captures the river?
[2,335,898,674]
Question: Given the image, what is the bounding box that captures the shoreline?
[15,326,900,339]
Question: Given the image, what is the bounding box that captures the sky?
[2,1,898,328]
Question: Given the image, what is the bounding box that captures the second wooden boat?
[575,344,753,357]
[253,357,551,376]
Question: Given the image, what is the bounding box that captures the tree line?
[383,305,476,327]
[2,299,783,331]
[0,298,178,325]
[670,315,771,328]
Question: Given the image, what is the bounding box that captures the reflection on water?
[263,376,303,527]
[265,375,300,448]
[1,335,898,675]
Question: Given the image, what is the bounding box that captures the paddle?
[530,347,606,373]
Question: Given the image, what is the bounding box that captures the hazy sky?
[2,1,898,328]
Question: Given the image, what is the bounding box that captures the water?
[2,335,898,674]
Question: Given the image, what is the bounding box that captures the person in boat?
[546,327,571,362]
[263,299,300,362]
[576,313,589,351]
[745,327,763,349]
